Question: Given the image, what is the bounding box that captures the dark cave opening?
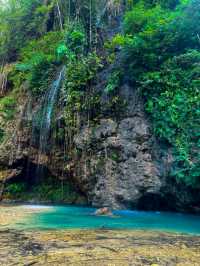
[136,193,177,212]
[9,158,50,186]
[4,158,87,204]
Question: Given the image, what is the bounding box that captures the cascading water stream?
[36,66,66,174]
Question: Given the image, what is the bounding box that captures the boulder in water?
[94,207,113,216]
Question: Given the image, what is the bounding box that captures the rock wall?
[1,79,200,212]
[74,93,163,208]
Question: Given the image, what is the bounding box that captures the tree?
[0,0,53,62]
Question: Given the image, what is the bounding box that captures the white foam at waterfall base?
[22,205,51,209]
[21,205,53,211]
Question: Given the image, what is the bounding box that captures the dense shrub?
[6,183,26,196]
[0,0,53,62]
[14,31,64,95]
[0,96,16,121]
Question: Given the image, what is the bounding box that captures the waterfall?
[37,66,66,168]
[96,0,123,27]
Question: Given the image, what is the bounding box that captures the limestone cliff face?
[0,79,167,208]
[73,86,164,208]
[0,79,200,212]
[75,119,162,208]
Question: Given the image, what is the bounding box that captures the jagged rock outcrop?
[74,92,163,208]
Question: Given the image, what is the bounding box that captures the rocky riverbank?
[0,229,200,265]
[0,206,200,266]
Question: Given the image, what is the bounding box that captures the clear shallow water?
[11,205,200,235]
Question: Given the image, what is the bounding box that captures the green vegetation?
[143,51,200,185]
[105,71,121,94]
[112,0,200,186]
[6,182,26,197]
[64,50,102,130]
[5,177,81,203]
[0,96,16,121]
[15,31,64,95]
[0,0,53,63]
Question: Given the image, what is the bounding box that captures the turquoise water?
[12,205,200,235]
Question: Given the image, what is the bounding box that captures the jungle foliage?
[115,0,200,186]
